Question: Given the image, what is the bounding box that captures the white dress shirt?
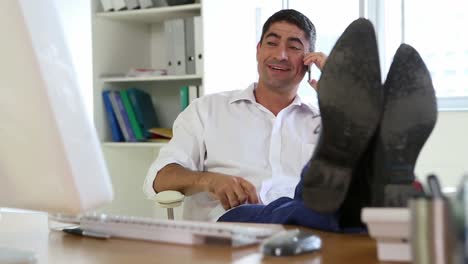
[143,83,321,221]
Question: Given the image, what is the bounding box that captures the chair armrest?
[154,190,185,209]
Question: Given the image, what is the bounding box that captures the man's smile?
[267,63,291,72]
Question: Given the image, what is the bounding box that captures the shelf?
[96,3,201,23]
[102,142,168,148]
[101,74,202,83]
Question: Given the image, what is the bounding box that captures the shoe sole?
[371,44,437,206]
[302,18,383,213]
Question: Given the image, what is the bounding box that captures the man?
[142,9,328,221]
[219,18,436,230]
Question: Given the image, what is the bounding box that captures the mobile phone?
[305,65,311,81]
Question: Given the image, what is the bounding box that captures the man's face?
[257,21,310,92]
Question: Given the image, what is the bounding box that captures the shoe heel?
[303,159,353,213]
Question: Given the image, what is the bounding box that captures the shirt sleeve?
[142,101,206,197]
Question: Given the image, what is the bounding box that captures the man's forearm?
[153,163,210,195]
[154,163,260,209]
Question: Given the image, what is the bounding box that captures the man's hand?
[204,173,259,210]
[303,52,328,91]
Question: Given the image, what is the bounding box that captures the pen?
[427,174,443,198]
[63,227,111,239]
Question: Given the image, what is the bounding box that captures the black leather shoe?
[339,44,437,227]
[370,43,437,207]
[302,18,383,213]
[338,134,375,227]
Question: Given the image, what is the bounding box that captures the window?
[404,0,468,97]
[367,0,468,110]
[294,0,468,110]
[288,0,361,107]
[403,0,468,109]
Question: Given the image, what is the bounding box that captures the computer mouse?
[260,229,322,257]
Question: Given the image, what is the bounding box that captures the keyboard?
[79,213,281,247]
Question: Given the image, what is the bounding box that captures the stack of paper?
[361,207,411,262]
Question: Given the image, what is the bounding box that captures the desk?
[0,211,402,264]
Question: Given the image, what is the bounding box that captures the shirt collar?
[229,83,318,114]
[228,83,257,104]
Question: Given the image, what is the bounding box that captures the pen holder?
[409,196,431,264]
[451,174,468,263]
[429,198,454,264]
[410,187,458,264]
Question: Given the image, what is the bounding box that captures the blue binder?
[102,90,124,142]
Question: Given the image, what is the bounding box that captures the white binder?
[125,0,140,9]
[153,0,169,6]
[184,16,203,75]
[138,0,153,8]
[188,86,198,103]
[139,0,168,8]
[100,0,114,11]
[112,0,127,10]
[164,20,175,74]
[165,19,186,75]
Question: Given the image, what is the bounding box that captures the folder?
[188,85,198,103]
[108,91,136,142]
[167,0,195,5]
[120,89,145,141]
[153,0,169,6]
[102,91,124,142]
[180,86,189,111]
[112,0,127,10]
[139,0,168,8]
[125,0,140,9]
[184,16,203,75]
[164,20,174,75]
[127,88,160,139]
[112,0,139,10]
[100,0,114,11]
[165,19,186,75]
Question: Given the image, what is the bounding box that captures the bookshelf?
[91,1,203,219]
[92,1,203,147]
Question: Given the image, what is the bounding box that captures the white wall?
[416,111,468,188]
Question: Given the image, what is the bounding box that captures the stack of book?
[361,208,411,262]
[102,88,163,142]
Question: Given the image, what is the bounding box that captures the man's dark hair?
[260,9,316,52]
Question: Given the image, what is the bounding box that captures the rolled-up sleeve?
[142,101,205,197]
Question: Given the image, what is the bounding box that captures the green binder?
[180,86,189,111]
[120,89,145,141]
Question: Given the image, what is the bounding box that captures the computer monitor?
[0,0,113,216]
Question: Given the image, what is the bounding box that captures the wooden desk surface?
[0,211,403,264]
